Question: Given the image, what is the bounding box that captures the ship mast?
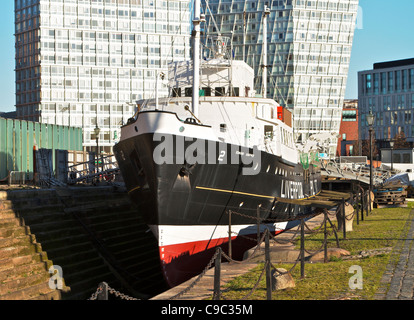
[192,0,203,118]
[262,6,270,99]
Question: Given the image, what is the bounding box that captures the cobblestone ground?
[375,209,414,300]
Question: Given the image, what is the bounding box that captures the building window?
[381,72,386,94]
[388,72,393,93]
[365,74,372,93]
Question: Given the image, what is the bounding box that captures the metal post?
[300,219,305,279]
[213,247,222,300]
[342,198,346,240]
[324,209,328,263]
[257,205,261,247]
[228,210,232,261]
[361,190,364,221]
[356,191,360,225]
[265,230,272,300]
[97,282,109,300]
[369,126,373,213]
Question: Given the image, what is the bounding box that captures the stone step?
[0,210,17,220]
[0,226,27,240]
[0,218,22,229]
[84,215,145,235]
[39,233,90,252]
[22,218,83,236]
[17,210,70,226]
[43,241,96,262]
[0,261,49,283]
[6,189,56,201]
[0,271,50,296]
[94,221,148,240]
[0,201,13,211]
[0,253,47,273]
[0,280,63,300]
[13,203,65,216]
[64,200,132,216]
[29,288,62,300]
[0,192,7,201]
[0,234,35,250]
[78,211,143,232]
[0,243,41,260]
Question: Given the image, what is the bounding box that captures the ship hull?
[114,131,321,288]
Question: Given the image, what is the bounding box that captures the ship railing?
[67,154,120,185]
[321,157,391,186]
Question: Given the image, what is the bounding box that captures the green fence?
[0,117,83,180]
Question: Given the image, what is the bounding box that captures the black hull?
[114,132,321,287]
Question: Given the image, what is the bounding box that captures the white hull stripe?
[150,223,288,247]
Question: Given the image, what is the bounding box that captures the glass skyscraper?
[15,0,191,153]
[202,0,359,155]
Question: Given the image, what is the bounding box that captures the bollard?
[97,282,109,300]
[265,230,272,300]
[213,247,222,300]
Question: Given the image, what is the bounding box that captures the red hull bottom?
[159,230,283,288]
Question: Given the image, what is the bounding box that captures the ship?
[113,2,322,289]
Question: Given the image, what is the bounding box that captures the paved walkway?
[376,209,414,300]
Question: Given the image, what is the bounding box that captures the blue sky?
[1,0,414,112]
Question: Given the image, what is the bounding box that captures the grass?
[220,206,413,300]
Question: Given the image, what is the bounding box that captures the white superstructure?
[134,51,298,164]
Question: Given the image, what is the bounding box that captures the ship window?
[172,88,181,97]
[230,87,239,97]
[185,88,193,97]
[215,87,225,96]
[264,125,273,139]
[220,123,227,132]
[201,87,212,96]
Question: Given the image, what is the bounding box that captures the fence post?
[366,189,370,217]
[361,189,364,221]
[342,198,346,240]
[324,209,328,263]
[356,191,360,225]
[300,219,305,279]
[228,210,232,261]
[265,230,272,300]
[213,247,222,301]
[97,282,109,300]
[257,205,261,247]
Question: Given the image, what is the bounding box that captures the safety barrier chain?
[88,282,139,300]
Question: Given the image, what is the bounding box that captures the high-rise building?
[201,0,359,155]
[358,58,414,148]
[15,0,191,153]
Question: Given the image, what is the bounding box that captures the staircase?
[0,190,68,300]
[0,186,167,300]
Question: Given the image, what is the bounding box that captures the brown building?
[336,99,359,157]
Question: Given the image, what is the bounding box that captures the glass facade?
[202,0,359,156]
[359,62,414,144]
[15,0,191,152]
